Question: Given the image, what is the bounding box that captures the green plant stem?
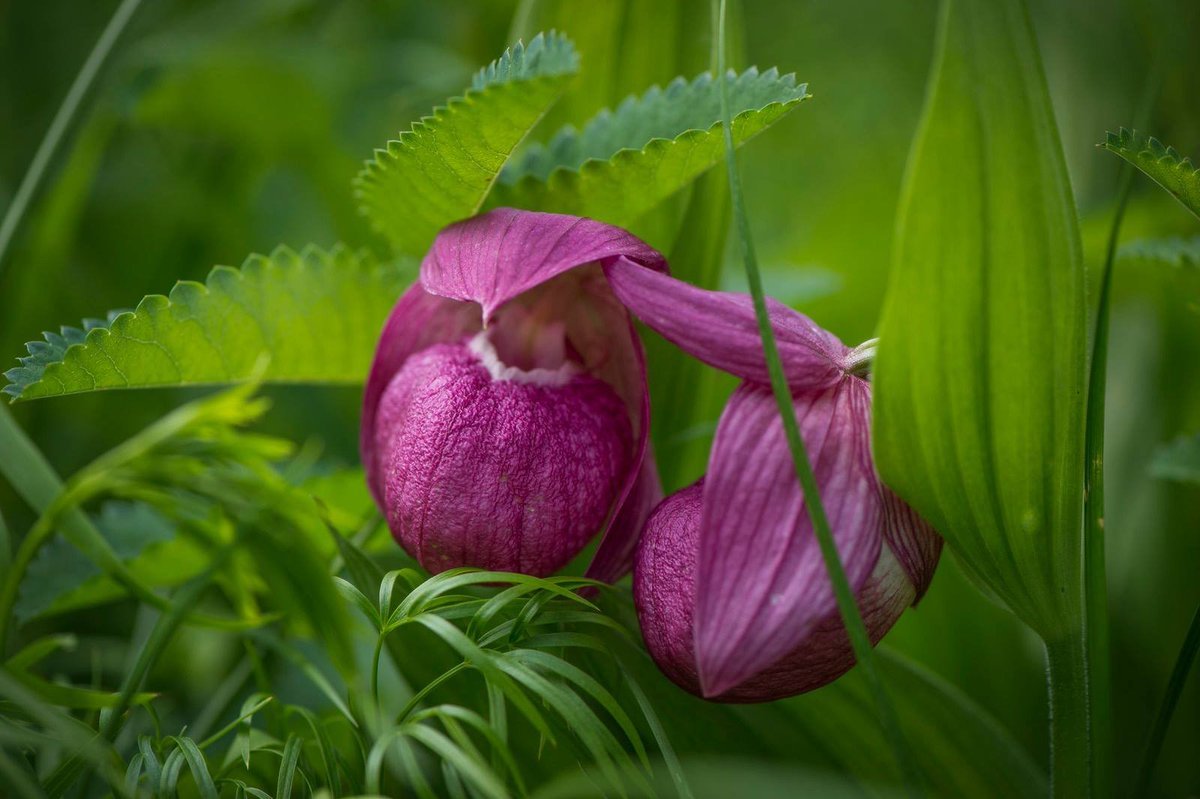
[1084,65,1160,799]
[1046,632,1091,799]
[1135,603,1200,796]
[0,0,143,275]
[1083,159,1133,799]
[713,1,921,795]
[396,661,471,724]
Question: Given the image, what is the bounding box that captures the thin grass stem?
[0,0,144,274]
[1134,603,1200,796]
[1084,64,1162,799]
[713,1,922,795]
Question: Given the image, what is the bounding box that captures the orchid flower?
[361,209,666,581]
[605,264,943,702]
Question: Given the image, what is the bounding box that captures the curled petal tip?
[604,258,847,390]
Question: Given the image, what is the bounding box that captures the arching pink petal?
[693,379,882,698]
[634,484,918,702]
[361,284,481,505]
[420,208,667,322]
[603,258,847,390]
[715,544,916,702]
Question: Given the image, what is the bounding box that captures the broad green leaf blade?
[874,0,1087,639]
[490,68,808,226]
[4,245,408,401]
[355,32,579,256]
[1101,129,1200,220]
[1150,434,1200,483]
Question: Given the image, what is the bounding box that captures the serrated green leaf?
[14,501,206,622]
[1117,235,1200,270]
[1102,129,1200,220]
[491,67,808,226]
[874,0,1087,639]
[4,245,408,401]
[355,32,579,256]
[1150,434,1200,483]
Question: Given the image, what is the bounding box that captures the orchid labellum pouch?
[361,209,665,582]
[606,263,943,701]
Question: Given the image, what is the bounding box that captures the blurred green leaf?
[5,245,408,401]
[788,649,1047,798]
[356,32,579,256]
[276,734,304,799]
[170,736,219,799]
[873,0,1087,640]
[1,665,155,710]
[1102,129,1200,220]
[491,68,808,227]
[533,758,884,799]
[15,501,206,622]
[302,468,374,535]
[1117,235,1200,271]
[1150,434,1200,483]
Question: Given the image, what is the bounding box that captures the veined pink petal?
[634,481,919,702]
[364,210,669,583]
[720,545,915,701]
[634,479,705,692]
[694,379,881,698]
[361,284,481,505]
[420,208,667,322]
[603,257,847,390]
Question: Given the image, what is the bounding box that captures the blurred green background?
[2,0,1198,795]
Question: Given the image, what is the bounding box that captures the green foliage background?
[1,0,1198,796]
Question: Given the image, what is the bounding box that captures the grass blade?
[0,0,143,274]
[711,0,921,795]
[171,737,219,799]
[1135,603,1200,795]
[276,734,304,799]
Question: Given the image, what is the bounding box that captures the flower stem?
[1046,632,1091,798]
[713,2,921,795]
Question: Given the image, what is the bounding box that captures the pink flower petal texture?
[604,257,847,391]
[621,268,942,701]
[695,380,882,696]
[634,475,921,702]
[362,209,667,579]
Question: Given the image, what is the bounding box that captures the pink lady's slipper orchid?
[362,209,667,581]
[604,264,943,702]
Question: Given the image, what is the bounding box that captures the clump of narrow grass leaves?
[0,383,683,799]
